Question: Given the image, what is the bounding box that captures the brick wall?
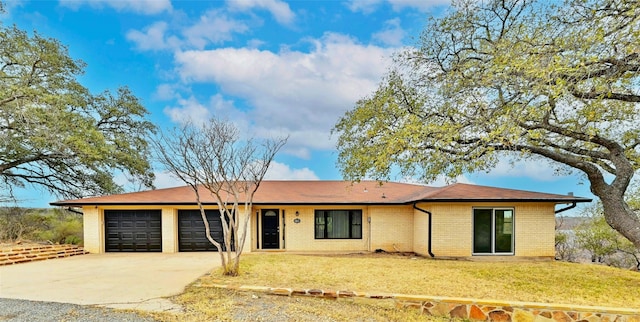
[431,203,474,256]
[277,206,369,252]
[515,203,556,257]
[427,202,557,258]
[80,201,558,257]
[370,205,414,252]
[413,205,431,257]
[161,207,177,253]
[82,206,101,254]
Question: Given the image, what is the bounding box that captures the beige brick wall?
[369,206,414,252]
[82,206,102,254]
[251,205,415,252]
[272,206,369,252]
[515,203,556,257]
[425,202,557,257]
[80,201,556,257]
[161,207,177,253]
[413,204,431,257]
[430,203,474,257]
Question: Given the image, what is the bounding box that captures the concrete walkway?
[0,252,220,312]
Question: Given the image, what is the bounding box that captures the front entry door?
[261,209,279,249]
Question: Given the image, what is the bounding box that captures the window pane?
[473,209,492,253]
[315,210,363,239]
[327,211,349,238]
[314,212,325,239]
[351,211,362,239]
[495,209,513,253]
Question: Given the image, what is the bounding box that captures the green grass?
[207,253,640,308]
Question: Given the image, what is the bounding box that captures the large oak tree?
[1,24,155,201]
[334,0,640,247]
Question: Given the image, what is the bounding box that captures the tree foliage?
[0,24,156,201]
[575,203,639,270]
[0,207,83,244]
[555,216,579,262]
[334,0,640,247]
[154,118,287,276]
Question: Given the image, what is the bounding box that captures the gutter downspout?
[64,207,83,215]
[555,202,577,214]
[413,203,435,258]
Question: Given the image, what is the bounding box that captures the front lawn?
[210,253,640,308]
[151,253,639,321]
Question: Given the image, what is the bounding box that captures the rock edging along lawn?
[0,244,88,266]
[201,281,640,322]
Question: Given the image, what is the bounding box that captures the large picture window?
[315,210,362,239]
[473,208,514,254]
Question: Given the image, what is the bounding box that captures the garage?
[178,210,232,251]
[104,210,162,252]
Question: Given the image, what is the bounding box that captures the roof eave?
[49,201,416,207]
[50,197,592,207]
[414,198,593,203]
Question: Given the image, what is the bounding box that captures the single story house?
[51,181,590,258]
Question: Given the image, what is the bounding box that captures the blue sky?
[4,0,594,212]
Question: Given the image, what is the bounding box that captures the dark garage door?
[105,210,162,252]
[178,210,232,251]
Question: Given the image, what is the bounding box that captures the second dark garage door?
[178,210,232,251]
[105,210,162,252]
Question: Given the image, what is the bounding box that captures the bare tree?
[154,118,286,276]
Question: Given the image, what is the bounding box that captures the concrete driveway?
[0,253,220,311]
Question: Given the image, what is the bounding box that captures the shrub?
[0,208,82,245]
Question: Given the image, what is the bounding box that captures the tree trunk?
[597,188,640,250]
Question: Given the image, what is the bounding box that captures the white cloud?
[163,94,245,127]
[152,162,318,189]
[163,96,212,124]
[3,0,25,14]
[480,158,566,182]
[247,38,267,49]
[183,10,250,48]
[387,0,450,11]
[345,0,383,14]
[126,10,249,51]
[174,32,394,157]
[59,0,172,15]
[346,0,449,13]
[154,83,179,100]
[401,175,474,187]
[153,171,184,189]
[372,18,406,46]
[126,21,181,51]
[264,161,319,180]
[226,0,295,25]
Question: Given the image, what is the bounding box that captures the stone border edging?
[201,281,640,321]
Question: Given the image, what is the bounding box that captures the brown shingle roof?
[50,180,591,206]
[414,183,590,202]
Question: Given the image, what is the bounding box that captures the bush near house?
[0,207,83,245]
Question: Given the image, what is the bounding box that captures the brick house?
[50,181,590,258]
